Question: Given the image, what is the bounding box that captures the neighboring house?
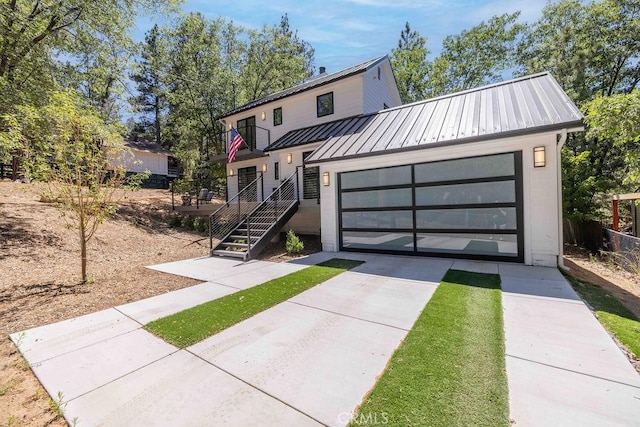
[121,138,180,189]
[213,56,583,267]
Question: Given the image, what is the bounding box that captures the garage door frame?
[337,151,524,263]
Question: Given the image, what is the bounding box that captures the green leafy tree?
[583,91,640,184]
[518,0,640,219]
[241,14,315,101]
[430,12,524,96]
[0,0,182,115]
[390,22,431,103]
[2,90,146,282]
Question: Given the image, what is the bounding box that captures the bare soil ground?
[0,179,637,426]
[0,180,321,426]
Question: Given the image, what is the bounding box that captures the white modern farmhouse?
[211,55,583,267]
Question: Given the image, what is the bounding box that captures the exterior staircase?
[209,170,300,260]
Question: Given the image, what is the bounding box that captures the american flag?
[228,127,245,163]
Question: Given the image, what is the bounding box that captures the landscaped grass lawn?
[146,258,363,347]
[351,269,509,427]
[565,274,640,357]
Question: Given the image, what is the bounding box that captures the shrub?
[285,230,304,255]
[168,215,181,228]
[194,216,209,233]
[180,215,194,229]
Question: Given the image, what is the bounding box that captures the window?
[236,116,256,150]
[303,151,319,200]
[273,107,282,126]
[274,161,279,180]
[316,92,334,117]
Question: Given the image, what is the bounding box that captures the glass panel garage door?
[338,152,524,262]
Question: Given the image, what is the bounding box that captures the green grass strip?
[351,269,508,427]
[146,258,364,348]
[565,274,640,357]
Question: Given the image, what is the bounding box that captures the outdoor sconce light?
[229,168,234,176]
[261,111,266,121]
[323,172,330,186]
[262,163,267,173]
[533,146,546,167]
[287,153,292,164]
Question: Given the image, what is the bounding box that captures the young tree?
[390,22,431,103]
[2,90,145,283]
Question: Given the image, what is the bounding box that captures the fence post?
[613,199,619,232]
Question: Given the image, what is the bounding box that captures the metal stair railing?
[209,173,263,250]
[245,169,300,258]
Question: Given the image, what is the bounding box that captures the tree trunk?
[80,222,87,283]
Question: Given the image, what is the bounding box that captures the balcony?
[211,125,270,163]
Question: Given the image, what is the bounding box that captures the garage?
[306,73,585,266]
[338,152,524,261]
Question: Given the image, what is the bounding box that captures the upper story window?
[317,92,334,117]
[274,161,280,180]
[236,116,256,150]
[273,107,282,126]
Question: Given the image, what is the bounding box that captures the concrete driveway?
[10,254,640,426]
[11,253,452,426]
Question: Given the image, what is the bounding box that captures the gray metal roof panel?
[221,56,387,118]
[306,72,583,164]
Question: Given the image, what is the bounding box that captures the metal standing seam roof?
[305,72,584,165]
[220,56,388,118]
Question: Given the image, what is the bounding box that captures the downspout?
[557,129,568,270]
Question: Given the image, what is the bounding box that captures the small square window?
[274,162,280,180]
[273,107,282,126]
[317,92,334,117]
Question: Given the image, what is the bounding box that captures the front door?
[238,166,257,201]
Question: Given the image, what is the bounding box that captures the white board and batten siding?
[362,61,402,114]
[318,132,563,267]
[120,150,169,175]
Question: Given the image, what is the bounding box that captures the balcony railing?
[211,125,271,163]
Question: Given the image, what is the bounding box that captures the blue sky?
[136,0,549,74]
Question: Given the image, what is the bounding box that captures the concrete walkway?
[9,254,640,426]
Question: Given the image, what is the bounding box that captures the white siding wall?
[362,61,402,113]
[223,75,365,155]
[118,150,168,175]
[318,132,563,266]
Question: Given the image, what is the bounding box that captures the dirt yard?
[0,179,637,426]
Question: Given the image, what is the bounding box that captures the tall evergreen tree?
[390,22,431,103]
[131,25,168,146]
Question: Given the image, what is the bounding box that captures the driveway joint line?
[185,349,328,426]
[506,354,640,389]
[26,323,142,365]
[285,300,410,332]
[500,292,584,305]
[113,307,146,327]
[65,348,182,403]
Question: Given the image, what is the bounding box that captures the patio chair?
[205,190,215,203]
[196,188,209,203]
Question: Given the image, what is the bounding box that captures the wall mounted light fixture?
[287,153,292,164]
[262,163,267,173]
[261,111,266,121]
[323,172,330,186]
[229,168,234,176]
[533,146,546,167]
